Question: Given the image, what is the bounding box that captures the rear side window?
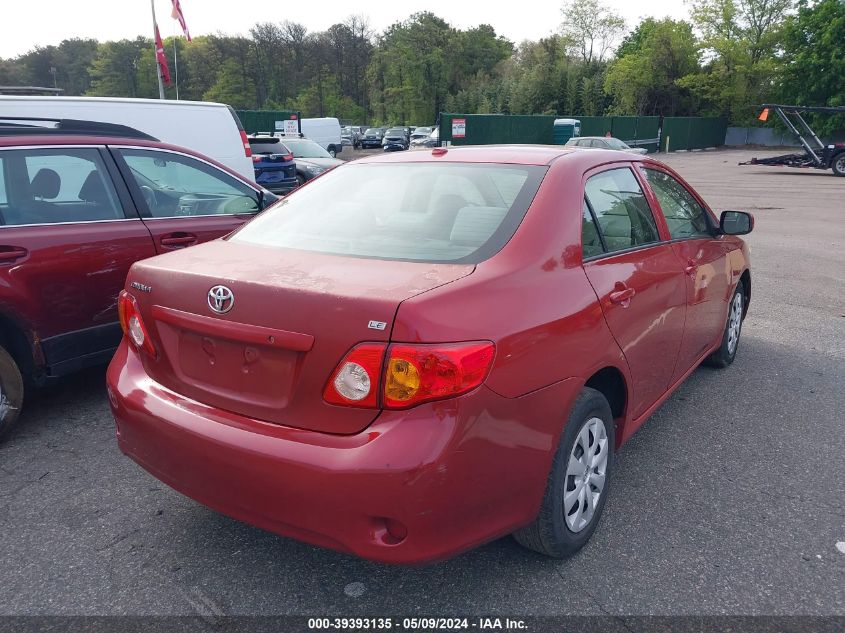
[0,148,122,226]
[231,163,547,263]
[584,167,659,253]
[641,168,712,239]
[581,200,604,259]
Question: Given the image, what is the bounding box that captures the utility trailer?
[739,104,845,176]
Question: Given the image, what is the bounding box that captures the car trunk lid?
[127,240,473,434]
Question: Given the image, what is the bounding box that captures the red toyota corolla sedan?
[107,146,753,564]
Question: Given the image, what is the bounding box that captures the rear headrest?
[30,168,60,200]
[449,206,509,246]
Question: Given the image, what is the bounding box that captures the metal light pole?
[150,0,165,99]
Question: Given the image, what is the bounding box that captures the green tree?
[605,19,699,115]
[560,0,626,63]
[778,0,845,135]
[87,37,150,98]
[203,59,257,109]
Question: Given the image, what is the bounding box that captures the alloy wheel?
[727,291,743,354]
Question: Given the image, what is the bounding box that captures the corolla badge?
[208,285,235,314]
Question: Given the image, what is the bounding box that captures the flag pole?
[150,0,165,99]
[173,28,180,100]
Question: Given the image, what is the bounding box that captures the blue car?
[248,136,298,194]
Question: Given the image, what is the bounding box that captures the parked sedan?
[281,137,344,184]
[360,128,385,149]
[382,127,409,151]
[108,146,752,564]
[565,136,649,154]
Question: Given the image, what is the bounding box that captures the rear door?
[639,166,731,381]
[0,146,155,374]
[111,147,262,253]
[580,165,687,420]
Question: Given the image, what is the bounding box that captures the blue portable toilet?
[554,118,581,144]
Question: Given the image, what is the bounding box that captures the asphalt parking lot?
[0,148,843,617]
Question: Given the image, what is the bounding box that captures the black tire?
[295,174,306,187]
[832,152,845,177]
[327,146,337,158]
[704,279,745,368]
[513,387,615,557]
[0,344,24,442]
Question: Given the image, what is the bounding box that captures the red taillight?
[383,342,495,409]
[323,341,495,410]
[240,130,252,157]
[252,155,262,163]
[323,343,386,408]
[118,290,156,357]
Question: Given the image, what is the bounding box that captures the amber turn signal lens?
[385,358,421,402]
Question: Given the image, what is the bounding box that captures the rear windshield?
[231,162,547,263]
[249,138,288,154]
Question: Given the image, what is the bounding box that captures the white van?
[299,117,343,157]
[0,96,254,180]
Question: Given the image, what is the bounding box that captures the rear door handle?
[684,259,698,276]
[609,283,636,306]
[0,246,28,262]
[160,233,198,248]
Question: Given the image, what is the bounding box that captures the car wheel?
[832,153,845,177]
[0,344,24,442]
[296,174,306,187]
[513,387,614,557]
[328,147,337,158]
[705,280,745,368]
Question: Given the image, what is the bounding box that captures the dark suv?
[247,135,298,194]
[0,119,276,439]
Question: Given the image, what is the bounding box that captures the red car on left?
[0,118,276,439]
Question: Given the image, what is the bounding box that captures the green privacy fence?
[437,112,726,153]
[661,117,728,152]
[235,110,301,134]
[438,113,556,145]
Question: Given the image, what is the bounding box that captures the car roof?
[354,144,656,168]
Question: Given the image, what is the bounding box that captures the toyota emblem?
[208,285,234,314]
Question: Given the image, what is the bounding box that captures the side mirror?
[720,210,754,236]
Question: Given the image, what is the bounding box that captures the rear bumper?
[255,174,297,194]
[107,342,580,564]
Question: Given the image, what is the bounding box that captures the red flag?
[170,0,192,41]
[155,25,171,86]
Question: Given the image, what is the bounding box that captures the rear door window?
[0,148,123,226]
[231,163,547,263]
[641,168,713,239]
[584,167,660,253]
[117,149,259,217]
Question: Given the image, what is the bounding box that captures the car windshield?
[231,163,547,264]
[283,139,331,159]
[605,138,631,150]
[386,129,405,136]
[364,128,381,135]
[413,127,432,136]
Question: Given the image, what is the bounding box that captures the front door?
[0,146,156,374]
[638,166,731,382]
[580,165,687,421]
[111,147,262,253]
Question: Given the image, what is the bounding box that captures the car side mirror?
[720,210,754,235]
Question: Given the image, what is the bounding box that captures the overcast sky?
[0,0,691,59]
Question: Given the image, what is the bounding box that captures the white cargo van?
[0,96,254,179]
[299,117,343,157]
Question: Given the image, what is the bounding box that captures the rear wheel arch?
[0,312,38,382]
[583,366,628,445]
